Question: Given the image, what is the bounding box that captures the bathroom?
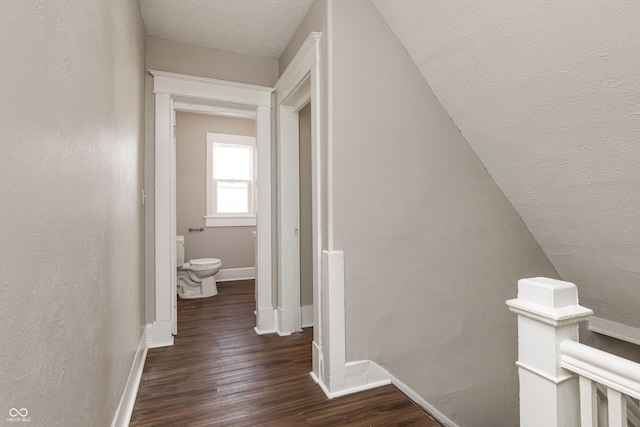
[175,105,313,326]
[175,110,257,297]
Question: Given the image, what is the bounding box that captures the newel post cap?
[506,277,593,325]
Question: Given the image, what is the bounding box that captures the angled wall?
[331,1,558,425]
[372,0,640,330]
[0,0,146,424]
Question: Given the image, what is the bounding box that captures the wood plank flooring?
[130,280,441,426]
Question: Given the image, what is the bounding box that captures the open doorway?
[175,111,257,304]
[148,71,274,347]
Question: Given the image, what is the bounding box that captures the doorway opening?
[148,71,274,347]
[174,110,257,306]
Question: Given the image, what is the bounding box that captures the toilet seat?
[181,258,222,271]
[190,258,221,267]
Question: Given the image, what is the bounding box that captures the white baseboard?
[311,359,458,427]
[254,307,278,335]
[336,360,391,398]
[111,326,148,427]
[146,320,174,348]
[216,267,255,282]
[301,305,313,328]
[311,359,390,399]
[312,340,322,383]
[589,316,640,346]
[276,307,292,336]
[386,368,460,427]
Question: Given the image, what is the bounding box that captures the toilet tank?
[176,235,185,267]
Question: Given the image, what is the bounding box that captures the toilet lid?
[190,258,221,267]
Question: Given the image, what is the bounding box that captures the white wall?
[372,0,640,330]
[331,1,558,426]
[0,1,146,425]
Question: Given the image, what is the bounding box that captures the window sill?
[205,216,256,227]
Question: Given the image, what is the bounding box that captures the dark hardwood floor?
[130,280,441,426]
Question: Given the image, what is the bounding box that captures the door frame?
[275,33,346,391]
[148,71,275,346]
[275,36,320,337]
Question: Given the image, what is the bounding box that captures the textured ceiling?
[372,1,640,326]
[138,0,313,59]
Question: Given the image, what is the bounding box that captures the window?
[206,133,256,227]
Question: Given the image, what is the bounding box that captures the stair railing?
[507,277,640,427]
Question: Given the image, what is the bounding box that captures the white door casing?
[149,71,275,347]
[275,32,347,393]
[171,104,177,336]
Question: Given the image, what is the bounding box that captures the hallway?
[130,280,440,426]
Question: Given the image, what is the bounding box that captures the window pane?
[214,143,252,180]
[216,181,249,213]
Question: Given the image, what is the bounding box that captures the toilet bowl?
[176,235,222,299]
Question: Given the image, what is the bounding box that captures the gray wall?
[279,0,330,251]
[176,112,256,268]
[0,1,146,425]
[331,1,558,426]
[279,0,326,75]
[147,37,279,87]
[298,104,313,307]
[145,38,279,322]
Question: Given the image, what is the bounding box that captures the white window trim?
[206,132,257,227]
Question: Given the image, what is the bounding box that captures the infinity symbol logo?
[9,408,28,417]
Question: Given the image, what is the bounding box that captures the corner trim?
[111,326,148,427]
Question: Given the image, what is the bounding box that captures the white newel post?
[506,277,593,427]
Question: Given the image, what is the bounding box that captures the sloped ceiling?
[372,0,640,327]
[139,0,313,58]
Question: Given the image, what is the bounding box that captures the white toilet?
[176,235,222,299]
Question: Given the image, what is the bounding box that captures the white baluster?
[607,388,628,427]
[579,376,597,427]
